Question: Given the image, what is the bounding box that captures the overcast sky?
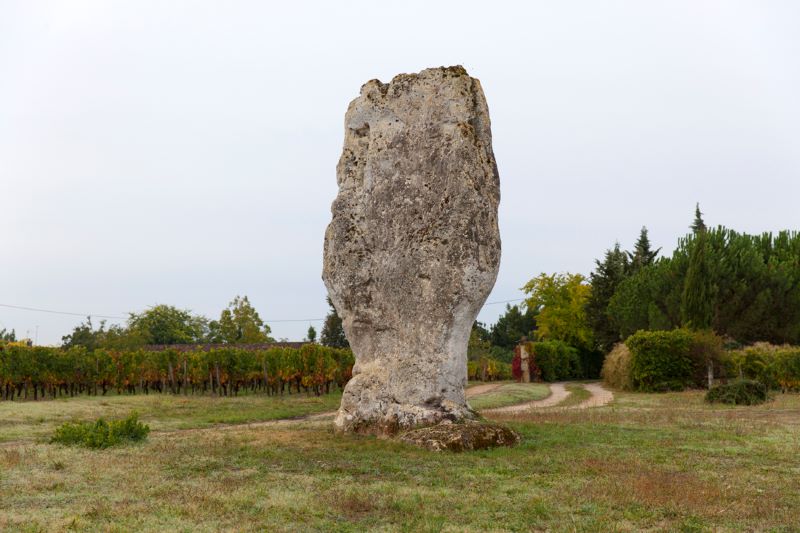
[2,1,799,345]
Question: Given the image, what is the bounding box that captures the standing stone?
[323,66,501,435]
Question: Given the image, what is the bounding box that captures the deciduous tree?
[522,273,593,351]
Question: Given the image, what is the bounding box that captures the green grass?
[0,392,341,444]
[555,383,593,407]
[2,389,800,531]
[467,383,550,410]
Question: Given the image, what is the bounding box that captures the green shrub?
[626,329,695,392]
[600,343,633,390]
[724,343,800,391]
[705,379,769,405]
[51,413,150,448]
[531,341,581,382]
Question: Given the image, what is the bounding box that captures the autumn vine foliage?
[0,344,353,401]
[511,342,541,382]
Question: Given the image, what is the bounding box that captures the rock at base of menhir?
[398,420,520,452]
[323,65,501,436]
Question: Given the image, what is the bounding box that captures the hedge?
[608,329,724,392]
[724,343,800,392]
[602,330,800,393]
[512,341,584,382]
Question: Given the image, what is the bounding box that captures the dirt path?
[481,382,614,414]
[465,383,504,398]
[576,382,614,408]
[482,382,571,414]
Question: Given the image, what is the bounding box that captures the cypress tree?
[586,242,630,352]
[681,230,713,330]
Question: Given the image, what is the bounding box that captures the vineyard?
[0,344,354,401]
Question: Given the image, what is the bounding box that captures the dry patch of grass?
[2,390,800,531]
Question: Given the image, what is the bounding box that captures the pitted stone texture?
[323,66,501,434]
[398,421,520,452]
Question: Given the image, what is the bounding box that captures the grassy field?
[467,383,550,410]
[2,388,800,531]
[0,392,341,444]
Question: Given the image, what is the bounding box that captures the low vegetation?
[0,392,341,444]
[51,413,150,448]
[2,389,799,530]
[705,379,770,405]
[602,329,800,396]
[467,357,511,381]
[599,343,633,390]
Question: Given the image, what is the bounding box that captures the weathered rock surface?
[322,66,501,435]
[398,420,520,452]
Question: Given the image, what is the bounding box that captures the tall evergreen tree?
[628,226,661,273]
[681,230,713,330]
[586,242,630,352]
[488,304,536,349]
[320,297,349,349]
[691,203,706,233]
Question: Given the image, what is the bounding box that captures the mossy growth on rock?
[397,420,520,452]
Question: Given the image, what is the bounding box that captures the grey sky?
[2,1,799,345]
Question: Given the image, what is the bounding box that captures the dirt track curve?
[482,382,613,415]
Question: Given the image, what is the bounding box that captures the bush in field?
[600,343,633,390]
[531,341,581,382]
[51,413,150,448]
[724,343,800,392]
[624,329,727,391]
[626,329,695,392]
[705,379,769,405]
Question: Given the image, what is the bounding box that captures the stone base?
[334,399,477,436]
[397,420,520,452]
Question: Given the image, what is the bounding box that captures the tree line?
[56,295,350,352]
[469,205,800,381]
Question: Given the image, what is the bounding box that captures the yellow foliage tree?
[521,272,593,351]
